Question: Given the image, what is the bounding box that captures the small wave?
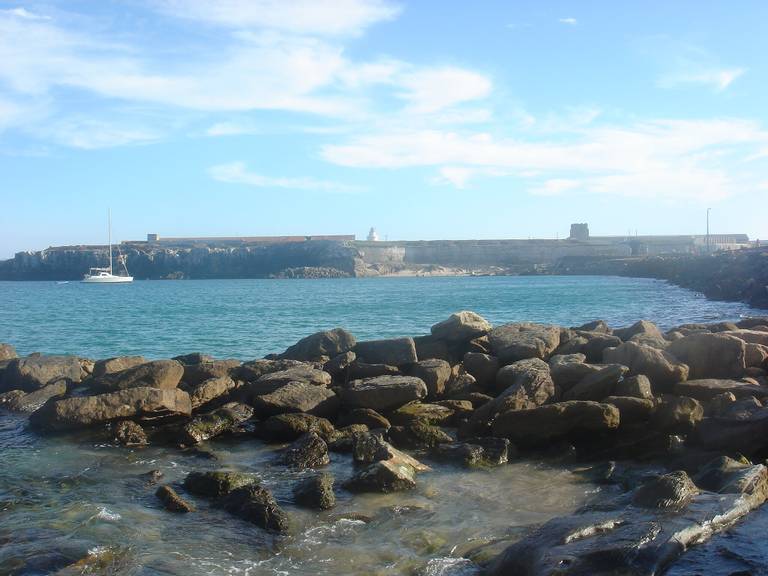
[419,557,479,576]
[93,506,121,522]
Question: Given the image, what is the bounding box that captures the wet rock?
[668,333,746,379]
[327,424,369,452]
[221,483,290,533]
[183,470,254,498]
[178,402,254,445]
[633,470,699,509]
[354,337,418,366]
[432,437,512,467]
[613,374,653,400]
[388,422,453,449]
[547,353,600,390]
[673,378,768,402]
[92,356,146,377]
[260,413,335,442]
[603,341,689,391]
[155,485,195,513]
[350,431,431,472]
[187,376,237,409]
[430,311,491,342]
[652,395,703,432]
[387,401,454,426]
[563,364,628,401]
[344,459,417,493]
[463,352,499,388]
[0,389,25,408]
[1,378,68,412]
[281,432,330,469]
[692,407,768,457]
[293,473,335,510]
[30,387,192,431]
[182,360,241,387]
[409,359,451,399]
[341,375,427,412]
[706,391,737,416]
[279,328,356,361]
[614,319,663,342]
[142,469,164,485]
[602,396,655,426]
[114,420,148,445]
[251,381,339,418]
[491,401,620,446]
[338,407,390,429]
[1,355,82,392]
[489,323,561,363]
[92,360,184,393]
[494,358,555,405]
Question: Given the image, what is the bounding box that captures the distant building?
[147,233,159,242]
[569,223,590,241]
[367,227,379,242]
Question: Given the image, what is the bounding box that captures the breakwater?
[2,311,768,573]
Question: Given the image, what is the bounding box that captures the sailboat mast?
[108,208,113,274]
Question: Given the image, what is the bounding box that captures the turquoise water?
[0,276,760,359]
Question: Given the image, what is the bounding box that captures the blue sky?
[1,0,768,258]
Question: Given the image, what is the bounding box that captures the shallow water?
[0,276,760,359]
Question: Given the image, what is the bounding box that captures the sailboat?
[82,210,134,283]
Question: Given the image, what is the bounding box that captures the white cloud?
[155,0,400,36]
[559,17,578,25]
[209,162,361,193]
[660,67,746,91]
[0,7,50,20]
[531,178,581,196]
[397,67,492,114]
[44,119,161,149]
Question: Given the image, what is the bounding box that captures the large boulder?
[547,354,601,390]
[723,329,768,346]
[667,333,746,379]
[602,396,656,427]
[183,470,254,498]
[488,323,561,364]
[491,401,620,446]
[244,366,331,398]
[673,378,768,401]
[92,360,184,393]
[562,364,629,402]
[651,395,703,432]
[293,473,335,510]
[409,359,451,399]
[177,402,253,445]
[30,387,192,431]
[233,358,306,382]
[252,381,339,418]
[279,328,356,361]
[281,431,330,469]
[344,459,416,493]
[613,374,653,399]
[182,360,241,387]
[387,401,454,426]
[463,352,499,388]
[614,320,663,342]
[430,311,491,342]
[494,358,555,406]
[745,343,768,368]
[259,413,335,442]
[556,331,622,363]
[187,376,237,409]
[2,355,82,392]
[0,343,18,361]
[354,337,418,366]
[341,375,427,412]
[632,471,699,509]
[93,356,146,378]
[693,409,768,456]
[0,379,68,413]
[221,483,290,533]
[603,342,689,391]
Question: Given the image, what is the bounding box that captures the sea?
[0,276,766,575]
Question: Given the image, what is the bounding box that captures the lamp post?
[706,208,711,253]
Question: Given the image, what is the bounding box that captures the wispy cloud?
[660,67,746,91]
[209,162,362,193]
[559,17,578,25]
[0,7,50,20]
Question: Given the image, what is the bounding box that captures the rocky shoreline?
[3,313,768,573]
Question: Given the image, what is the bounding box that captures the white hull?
[81,275,134,283]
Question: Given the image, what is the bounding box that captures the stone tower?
[569,223,589,241]
[367,227,379,241]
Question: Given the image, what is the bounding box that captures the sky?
[1,0,768,258]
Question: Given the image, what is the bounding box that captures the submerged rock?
[293,473,335,510]
[178,402,253,445]
[221,483,290,533]
[183,470,254,498]
[281,432,330,469]
[114,420,148,446]
[155,485,195,513]
[632,471,699,509]
[260,413,335,442]
[344,459,417,493]
[432,437,512,468]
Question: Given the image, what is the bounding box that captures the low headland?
[3,312,768,573]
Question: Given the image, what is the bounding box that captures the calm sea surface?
[0,275,761,359]
[0,276,765,575]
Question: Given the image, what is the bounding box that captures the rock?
[341,375,427,412]
[328,424,369,452]
[221,483,290,533]
[323,351,356,378]
[560,331,623,362]
[260,413,335,442]
[707,391,737,415]
[562,364,628,401]
[338,408,390,429]
[388,422,453,449]
[173,352,214,365]
[444,372,480,399]
[435,399,474,421]
[673,378,768,401]
[350,431,431,472]
[281,432,330,469]
[247,366,332,396]
[234,359,306,382]
[489,323,561,363]
[183,470,254,497]
[178,402,254,445]
[347,361,401,379]
[29,387,192,431]
[1,378,68,412]
[92,360,184,393]
[413,335,454,363]
[652,395,703,432]
[0,343,17,361]
[1,355,82,392]
[251,381,339,418]
[494,358,555,406]
[433,437,512,467]
[155,485,195,513]
[547,353,600,390]
[0,389,25,409]
[692,407,768,456]
[187,376,237,409]
[293,473,335,510]
[354,337,418,366]
[409,359,451,399]
[632,471,699,509]
[430,311,491,341]
[93,356,146,377]
[602,396,655,426]
[279,328,356,361]
[723,329,768,346]
[387,401,454,426]
[613,374,653,399]
[182,360,241,387]
[614,319,663,342]
[491,401,620,446]
[603,341,689,391]
[344,459,417,493]
[667,333,746,379]
[575,320,611,334]
[745,343,768,368]
[463,352,499,388]
[114,420,148,445]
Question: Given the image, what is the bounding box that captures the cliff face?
[0,241,362,280]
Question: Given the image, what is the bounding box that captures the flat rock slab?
[92,360,184,393]
[354,337,418,366]
[341,375,427,412]
[252,381,338,418]
[674,378,768,401]
[489,323,561,364]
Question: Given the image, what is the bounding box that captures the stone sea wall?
[3,312,768,573]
